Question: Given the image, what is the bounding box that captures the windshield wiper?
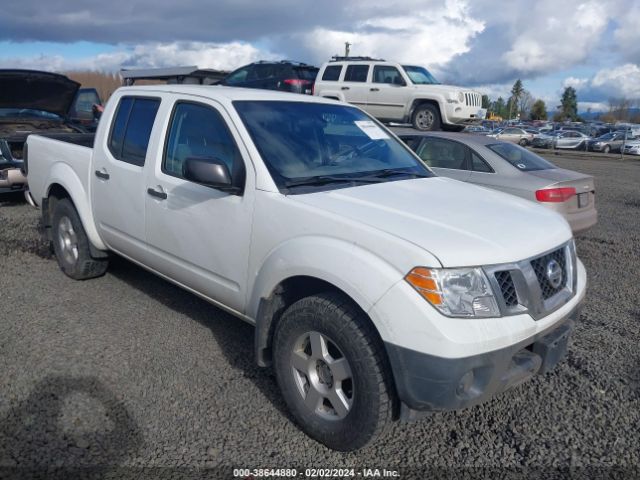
[363,169,430,180]
[283,175,383,190]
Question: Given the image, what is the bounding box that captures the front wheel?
[603,145,611,154]
[518,138,528,146]
[273,292,396,451]
[412,103,441,131]
[51,198,108,280]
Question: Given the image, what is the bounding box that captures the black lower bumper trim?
[385,307,579,418]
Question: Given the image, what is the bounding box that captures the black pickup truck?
[0,70,86,195]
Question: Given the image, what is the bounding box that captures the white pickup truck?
[26,85,585,451]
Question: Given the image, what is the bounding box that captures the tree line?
[482,80,580,122]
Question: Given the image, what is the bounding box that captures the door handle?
[370,88,380,92]
[147,186,167,200]
[94,169,110,180]
[341,86,350,90]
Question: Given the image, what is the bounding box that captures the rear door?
[143,97,255,313]
[365,65,410,121]
[413,136,471,182]
[341,64,370,108]
[92,94,161,261]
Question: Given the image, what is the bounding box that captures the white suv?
[314,57,486,131]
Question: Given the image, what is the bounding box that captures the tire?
[51,198,108,280]
[518,138,528,146]
[603,145,611,154]
[273,292,396,451]
[412,103,441,131]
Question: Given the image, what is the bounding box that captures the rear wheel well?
[42,184,72,240]
[255,276,381,368]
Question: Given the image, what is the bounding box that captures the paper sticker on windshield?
[354,120,389,140]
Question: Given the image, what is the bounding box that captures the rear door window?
[471,152,493,173]
[344,65,369,82]
[108,96,160,166]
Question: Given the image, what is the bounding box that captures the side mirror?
[183,157,241,194]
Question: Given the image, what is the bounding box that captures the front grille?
[495,271,518,307]
[530,248,567,299]
[463,92,480,107]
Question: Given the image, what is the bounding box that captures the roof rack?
[330,56,385,62]
[120,66,228,86]
[253,60,313,66]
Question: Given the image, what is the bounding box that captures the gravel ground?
[0,155,639,479]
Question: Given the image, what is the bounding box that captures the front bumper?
[0,167,27,192]
[386,306,578,418]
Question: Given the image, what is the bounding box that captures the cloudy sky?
[1,0,639,112]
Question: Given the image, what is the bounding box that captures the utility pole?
[344,42,351,58]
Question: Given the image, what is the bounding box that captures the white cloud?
[563,77,589,90]
[591,64,640,98]
[613,3,640,63]
[501,0,611,73]
[300,0,484,70]
[578,101,608,112]
[0,41,279,72]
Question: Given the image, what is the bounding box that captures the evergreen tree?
[559,87,578,121]
[530,99,548,120]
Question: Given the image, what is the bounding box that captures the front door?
[365,65,410,121]
[144,98,255,313]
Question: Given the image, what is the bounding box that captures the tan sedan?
[487,127,535,146]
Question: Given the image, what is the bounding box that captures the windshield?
[234,101,432,193]
[597,133,614,140]
[0,108,62,120]
[487,143,556,171]
[401,66,440,85]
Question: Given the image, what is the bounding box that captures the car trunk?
[529,168,595,214]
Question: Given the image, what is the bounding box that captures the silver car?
[395,129,597,233]
[587,131,637,153]
[487,127,535,146]
[553,131,590,150]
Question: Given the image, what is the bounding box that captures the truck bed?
[26,133,94,206]
[35,132,95,148]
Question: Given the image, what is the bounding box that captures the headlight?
[458,91,465,103]
[405,267,500,318]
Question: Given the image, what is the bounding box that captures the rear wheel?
[273,292,395,451]
[412,103,441,131]
[518,138,528,146]
[51,198,108,280]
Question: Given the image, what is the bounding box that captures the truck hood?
[292,177,572,267]
[0,70,80,117]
